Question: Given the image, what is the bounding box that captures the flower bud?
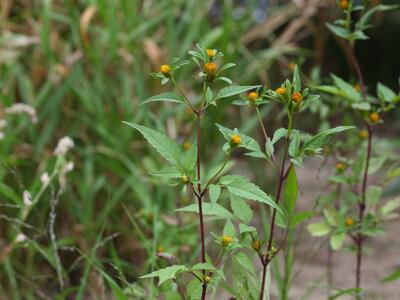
[291,92,302,104]
[339,0,348,10]
[221,235,232,246]
[252,240,261,252]
[359,130,368,139]
[345,217,354,227]
[247,92,259,102]
[275,87,286,95]
[203,275,211,284]
[204,62,217,77]
[206,49,217,58]
[181,174,190,184]
[230,134,241,147]
[335,162,346,173]
[160,64,171,76]
[369,112,380,123]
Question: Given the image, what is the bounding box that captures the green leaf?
[175,202,234,219]
[291,211,314,227]
[182,142,197,172]
[328,288,362,299]
[326,23,349,40]
[100,271,128,300]
[140,265,187,286]
[292,64,301,92]
[191,263,217,272]
[283,166,298,215]
[234,252,255,275]
[381,197,400,216]
[307,222,331,236]
[215,85,261,100]
[288,131,300,158]
[209,184,221,207]
[366,186,382,206]
[141,92,185,105]
[230,195,253,224]
[150,167,181,179]
[331,74,360,102]
[302,126,355,152]
[219,175,281,213]
[323,206,339,226]
[377,82,396,103]
[382,269,400,283]
[239,223,257,234]
[358,4,398,30]
[165,292,183,300]
[330,232,345,250]
[123,122,181,165]
[271,128,288,145]
[223,219,236,237]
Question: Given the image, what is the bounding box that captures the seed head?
[345,217,354,227]
[230,134,241,147]
[369,112,380,123]
[160,64,171,75]
[339,0,348,10]
[359,130,368,139]
[206,49,217,58]
[181,174,189,184]
[252,240,261,252]
[221,235,232,246]
[247,92,259,102]
[203,275,211,284]
[275,87,286,95]
[291,92,302,104]
[335,162,346,173]
[204,62,217,76]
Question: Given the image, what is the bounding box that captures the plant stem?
[259,114,292,300]
[195,112,207,300]
[355,124,372,296]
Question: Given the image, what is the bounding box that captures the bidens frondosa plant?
[124,45,353,299]
[308,1,400,299]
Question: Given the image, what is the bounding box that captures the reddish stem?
[196,112,207,300]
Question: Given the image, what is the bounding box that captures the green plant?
[307,1,400,298]
[125,44,354,299]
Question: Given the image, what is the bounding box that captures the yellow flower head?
[183,142,191,150]
[204,62,217,76]
[221,235,232,246]
[339,0,348,10]
[369,112,380,123]
[181,174,189,184]
[345,217,354,227]
[230,134,241,147]
[247,92,259,102]
[203,275,211,284]
[354,83,361,92]
[252,240,261,252]
[275,87,286,95]
[336,162,346,172]
[206,49,217,58]
[359,130,368,139]
[291,92,302,104]
[160,64,171,75]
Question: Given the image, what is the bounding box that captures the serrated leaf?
[307,222,331,236]
[141,92,185,105]
[234,252,255,275]
[220,175,281,213]
[291,211,314,227]
[123,122,181,165]
[239,223,257,234]
[209,184,221,207]
[215,85,261,100]
[230,195,253,224]
[175,202,234,219]
[191,263,216,271]
[140,265,187,286]
[182,142,197,172]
